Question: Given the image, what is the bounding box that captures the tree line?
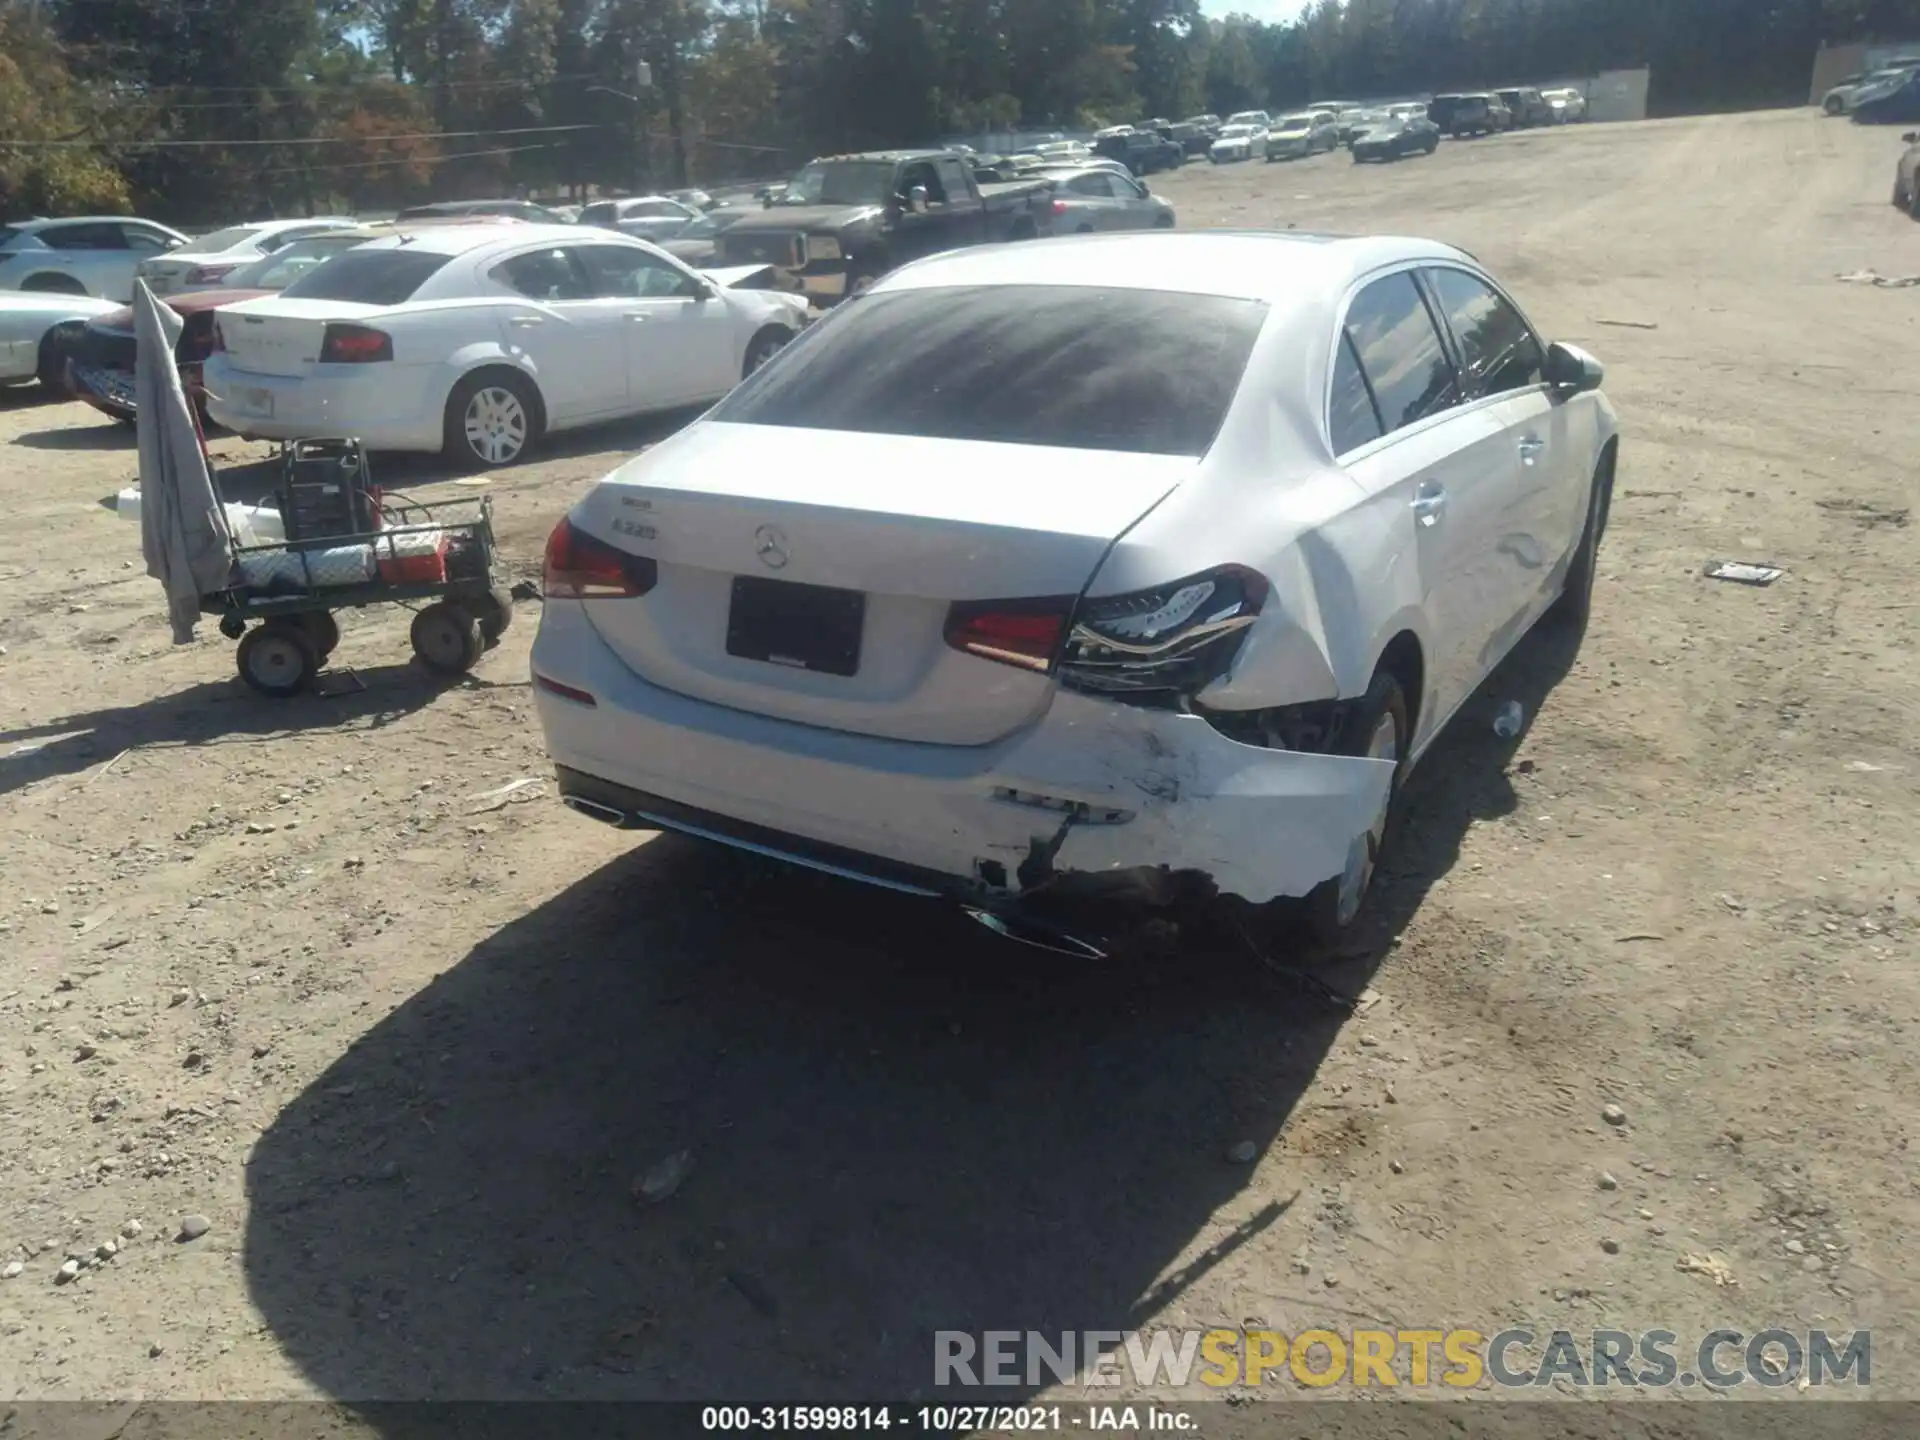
[3,0,1917,223]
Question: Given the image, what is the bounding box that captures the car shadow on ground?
[0,663,465,799]
[11,415,133,449]
[238,610,1590,1411]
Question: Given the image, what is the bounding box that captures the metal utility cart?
[204,438,514,696]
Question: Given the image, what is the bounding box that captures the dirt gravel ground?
[2,108,1918,1416]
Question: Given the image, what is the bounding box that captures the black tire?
[236,622,318,698]
[21,274,86,295]
[1824,96,1845,116]
[37,323,83,393]
[1554,450,1615,626]
[1910,183,1920,222]
[1152,214,1174,229]
[846,265,881,297]
[474,589,513,644]
[410,601,484,676]
[1294,669,1411,949]
[296,610,339,661]
[742,326,791,379]
[442,369,541,469]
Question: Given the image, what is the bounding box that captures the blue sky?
[1199,0,1314,22]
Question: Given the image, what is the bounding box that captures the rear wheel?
[1825,95,1845,116]
[36,326,79,393]
[236,622,318,697]
[410,601,484,676]
[295,610,339,661]
[1296,670,1410,948]
[474,589,513,645]
[443,370,540,469]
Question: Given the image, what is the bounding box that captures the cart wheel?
[236,622,318,697]
[411,602,484,675]
[297,610,340,661]
[218,613,247,641]
[474,589,513,645]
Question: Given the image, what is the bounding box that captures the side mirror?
[1543,341,1604,395]
[1905,131,1920,143]
[1139,180,1151,195]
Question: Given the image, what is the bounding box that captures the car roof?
[350,222,588,258]
[10,216,167,230]
[878,231,1474,304]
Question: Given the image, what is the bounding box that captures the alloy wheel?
[464,386,528,465]
[1333,710,1402,926]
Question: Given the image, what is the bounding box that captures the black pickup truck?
[716,150,1055,302]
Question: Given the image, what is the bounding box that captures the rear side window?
[492,247,591,301]
[1328,331,1384,455]
[1341,272,1458,436]
[279,250,451,304]
[40,223,126,251]
[712,284,1267,458]
[579,203,618,226]
[1425,267,1544,398]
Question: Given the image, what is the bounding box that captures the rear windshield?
[230,236,368,289]
[711,285,1267,458]
[192,225,267,253]
[278,249,451,305]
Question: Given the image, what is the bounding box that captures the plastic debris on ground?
[1704,560,1785,587]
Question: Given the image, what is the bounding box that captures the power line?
[255,140,566,176]
[0,122,605,149]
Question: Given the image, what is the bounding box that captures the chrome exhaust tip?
[962,906,1108,960]
[562,795,627,826]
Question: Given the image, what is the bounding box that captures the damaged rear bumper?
[531,600,1394,907]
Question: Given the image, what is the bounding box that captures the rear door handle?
[508,316,544,329]
[624,312,650,323]
[1412,482,1447,526]
[1517,435,1546,462]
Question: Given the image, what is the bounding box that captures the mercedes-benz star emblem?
[754,525,790,570]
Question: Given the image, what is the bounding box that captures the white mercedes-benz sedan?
[530,231,1618,947]
[202,224,811,468]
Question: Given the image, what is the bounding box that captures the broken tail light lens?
[543,517,658,599]
[1057,565,1268,700]
[943,598,1073,672]
[318,324,393,363]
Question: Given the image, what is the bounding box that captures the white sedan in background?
[0,291,123,390]
[1209,123,1267,162]
[203,224,811,468]
[0,217,191,300]
[135,217,358,296]
[530,232,1618,951]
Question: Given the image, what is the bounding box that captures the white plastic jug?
[116,488,286,547]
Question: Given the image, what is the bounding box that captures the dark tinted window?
[1425,267,1543,397]
[40,223,126,250]
[1342,272,1458,434]
[1329,331,1384,455]
[713,285,1267,458]
[491,247,591,301]
[121,225,176,253]
[1068,172,1118,197]
[279,250,452,304]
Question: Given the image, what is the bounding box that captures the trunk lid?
[215,298,385,379]
[569,421,1192,745]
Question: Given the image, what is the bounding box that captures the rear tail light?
[1057,565,1268,700]
[1050,199,1069,216]
[943,597,1072,672]
[178,317,217,362]
[186,263,239,286]
[543,517,658,599]
[318,323,393,364]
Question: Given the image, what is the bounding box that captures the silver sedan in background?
[0,290,122,391]
[1041,166,1176,232]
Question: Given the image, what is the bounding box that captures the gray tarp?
[134,280,233,642]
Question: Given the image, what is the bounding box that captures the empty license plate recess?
[726,575,864,676]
